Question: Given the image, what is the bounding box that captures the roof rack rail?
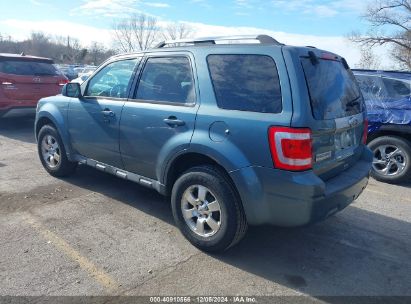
[352,69,411,74]
[154,35,282,48]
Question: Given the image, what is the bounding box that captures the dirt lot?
[0,116,410,299]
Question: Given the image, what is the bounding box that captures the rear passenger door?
[119,53,199,180]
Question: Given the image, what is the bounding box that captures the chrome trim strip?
[79,157,163,192]
[96,164,106,171]
[335,113,364,130]
[116,171,127,179]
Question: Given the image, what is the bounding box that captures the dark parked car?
[55,64,78,81]
[353,69,411,183]
[0,53,68,117]
[35,35,372,252]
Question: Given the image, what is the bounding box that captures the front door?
[67,58,140,168]
[120,54,199,180]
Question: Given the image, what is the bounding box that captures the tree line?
[0,32,115,65]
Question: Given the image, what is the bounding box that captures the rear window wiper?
[308,51,319,65]
[345,96,361,109]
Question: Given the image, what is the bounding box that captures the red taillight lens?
[0,77,13,85]
[363,118,368,144]
[57,78,69,86]
[268,127,313,171]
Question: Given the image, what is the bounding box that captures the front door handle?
[102,109,115,117]
[163,116,185,127]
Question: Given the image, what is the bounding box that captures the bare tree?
[350,0,411,70]
[112,13,160,52]
[355,46,381,70]
[161,22,194,41]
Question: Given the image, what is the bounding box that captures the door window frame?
[82,56,142,101]
[129,53,198,107]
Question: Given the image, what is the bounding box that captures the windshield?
[0,59,59,76]
[301,58,363,120]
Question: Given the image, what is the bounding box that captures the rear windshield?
[301,58,363,120]
[0,60,59,76]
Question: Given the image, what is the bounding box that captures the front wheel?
[368,136,411,184]
[37,125,77,177]
[171,165,247,252]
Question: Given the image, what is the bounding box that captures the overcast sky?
[0,0,394,68]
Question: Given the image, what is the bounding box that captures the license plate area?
[335,128,358,161]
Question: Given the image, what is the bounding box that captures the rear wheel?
[171,165,247,252]
[37,125,77,177]
[368,136,411,184]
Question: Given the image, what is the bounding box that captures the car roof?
[0,53,53,63]
[352,69,411,80]
[102,34,343,68]
[109,35,287,59]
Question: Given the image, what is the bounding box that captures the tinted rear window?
[0,60,59,76]
[301,58,363,120]
[207,54,282,113]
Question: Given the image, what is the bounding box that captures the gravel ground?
[0,116,410,300]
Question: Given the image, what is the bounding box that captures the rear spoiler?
[306,51,349,69]
[0,57,54,64]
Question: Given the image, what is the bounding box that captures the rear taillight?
[363,119,368,144]
[57,78,69,86]
[0,77,13,85]
[268,127,313,171]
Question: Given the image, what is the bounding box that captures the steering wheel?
[110,84,127,98]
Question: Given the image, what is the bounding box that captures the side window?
[355,75,383,99]
[85,59,139,98]
[382,77,411,99]
[135,57,195,104]
[207,54,282,113]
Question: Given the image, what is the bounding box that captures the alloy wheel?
[372,144,407,176]
[41,135,61,168]
[181,185,222,237]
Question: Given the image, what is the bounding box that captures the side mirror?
[62,83,82,98]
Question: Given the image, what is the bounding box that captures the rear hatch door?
[298,50,366,180]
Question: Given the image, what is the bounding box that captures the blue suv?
[35,35,372,252]
[353,69,411,183]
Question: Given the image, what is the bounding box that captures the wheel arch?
[35,110,74,160]
[368,124,411,144]
[163,151,240,198]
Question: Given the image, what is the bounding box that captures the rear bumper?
[0,99,37,117]
[0,106,36,118]
[230,146,373,226]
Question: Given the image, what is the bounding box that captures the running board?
[77,157,165,194]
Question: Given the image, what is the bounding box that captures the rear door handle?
[163,117,185,127]
[102,109,115,117]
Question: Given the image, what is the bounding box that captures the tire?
[368,136,411,184]
[171,165,248,253]
[37,124,77,177]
